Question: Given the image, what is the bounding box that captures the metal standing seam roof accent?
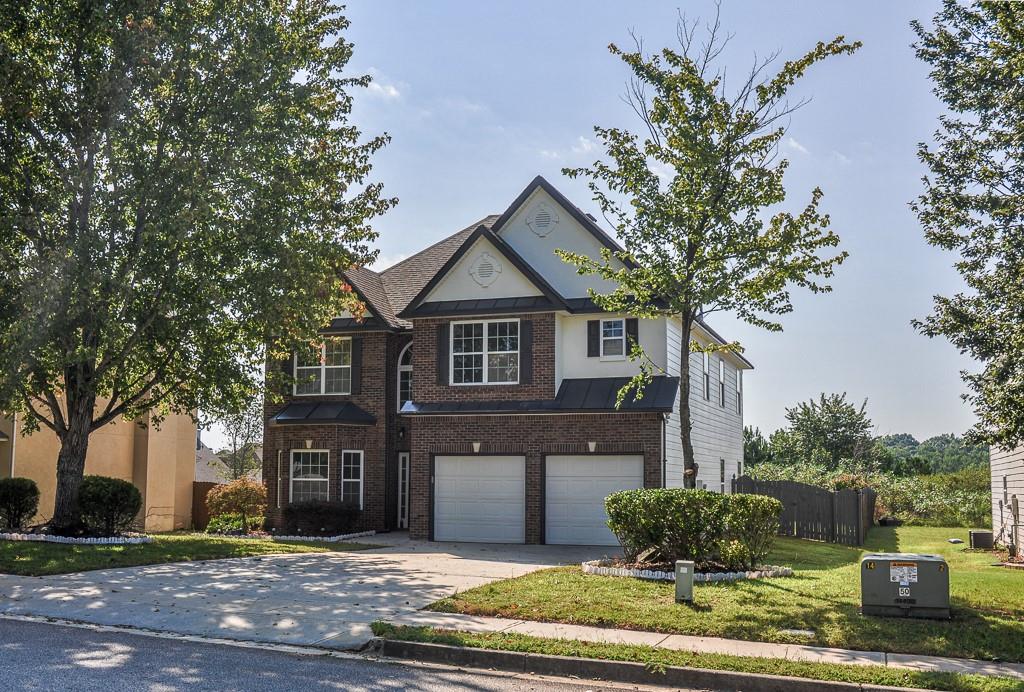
[271,401,377,426]
[400,376,679,415]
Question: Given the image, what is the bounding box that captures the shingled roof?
[380,215,500,315]
[343,265,404,330]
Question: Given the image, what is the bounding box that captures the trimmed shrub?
[0,477,40,530]
[206,478,267,532]
[283,500,360,535]
[78,475,142,536]
[606,488,728,568]
[723,494,783,570]
[206,513,262,534]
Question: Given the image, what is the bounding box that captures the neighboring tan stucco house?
[263,176,751,546]
[992,445,1023,557]
[0,408,196,531]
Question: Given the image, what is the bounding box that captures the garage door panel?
[545,455,644,546]
[434,455,525,543]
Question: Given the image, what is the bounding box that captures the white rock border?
[0,532,152,545]
[582,559,792,583]
[210,529,377,543]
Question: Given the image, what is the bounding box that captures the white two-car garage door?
[545,455,644,546]
[434,455,525,543]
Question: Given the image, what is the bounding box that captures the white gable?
[495,187,624,299]
[424,235,543,302]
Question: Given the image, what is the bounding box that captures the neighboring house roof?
[401,376,679,415]
[396,224,569,319]
[195,442,263,483]
[380,215,501,315]
[270,400,377,426]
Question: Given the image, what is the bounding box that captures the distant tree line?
[743,392,988,476]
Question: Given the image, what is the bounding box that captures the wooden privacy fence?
[732,476,876,546]
[192,481,220,531]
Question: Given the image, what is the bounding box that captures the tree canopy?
[0,0,393,528]
[911,0,1024,449]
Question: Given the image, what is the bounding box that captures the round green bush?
[0,477,40,531]
[78,475,142,536]
[723,493,783,570]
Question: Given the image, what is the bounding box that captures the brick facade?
[407,412,664,543]
[412,313,556,401]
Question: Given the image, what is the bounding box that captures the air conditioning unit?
[969,530,994,549]
[861,553,950,620]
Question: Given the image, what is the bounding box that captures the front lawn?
[0,533,376,576]
[429,526,1024,663]
[373,623,1023,692]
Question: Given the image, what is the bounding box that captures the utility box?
[861,553,950,620]
[969,530,994,549]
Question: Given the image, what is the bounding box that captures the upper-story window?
[451,319,519,385]
[397,343,413,412]
[601,319,625,358]
[702,353,710,400]
[719,359,726,407]
[736,369,743,414]
[295,338,351,395]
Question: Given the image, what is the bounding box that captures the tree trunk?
[679,313,698,489]
[50,388,96,532]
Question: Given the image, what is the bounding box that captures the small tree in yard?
[207,391,264,481]
[912,1,1024,449]
[0,2,394,531]
[559,10,858,486]
[207,479,267,534]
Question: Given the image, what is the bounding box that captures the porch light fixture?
[587,441,597,453]
[398,426,406,441]
[472,441,481,453]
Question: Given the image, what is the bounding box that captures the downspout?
[661,412,667,488]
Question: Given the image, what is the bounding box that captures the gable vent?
[533,209,552,229]
[476,260,495,278]
[468,251,502,287]
[527,203,559,237]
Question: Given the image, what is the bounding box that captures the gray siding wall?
[664,320,744,491]
[991,445,1024,554]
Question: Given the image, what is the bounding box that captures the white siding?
[662,319,745,491]
[556,313,667,385]
[991,445,1024,555]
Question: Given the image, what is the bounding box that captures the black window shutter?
[350,337,363,394]
[436,323,449,385]
[625,318,639,352]
[519,320,533,384]
[587,320,600,357]
[280,353,294,396]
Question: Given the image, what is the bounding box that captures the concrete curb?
[377,638,922,692]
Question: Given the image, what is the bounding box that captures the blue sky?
[335,0,975,442]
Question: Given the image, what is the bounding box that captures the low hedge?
[283,500,361,535]
[206,512,263,534]
[0,477,40,530]
[605,488,782,570]
[78,475,142,536]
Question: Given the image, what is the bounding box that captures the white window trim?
[736,369,743,414]
[397,343,413,412]
[450,318,520,386]
[599,318,627,361]
[340,449,364,509]
[702,352,710,400]
[289,449,330,503]
[293,338,353,396]
[719,359,726,408]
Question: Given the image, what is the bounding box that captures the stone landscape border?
[0,532,152,545]
[582,559,793,583]
[233,529,377,543]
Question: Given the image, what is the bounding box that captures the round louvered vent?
[527,203,559,237]
[469,252,502,287]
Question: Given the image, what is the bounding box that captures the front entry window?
[397,344,413,411]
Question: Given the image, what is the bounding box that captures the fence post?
[856,490,864,546]
[830,491,837,543]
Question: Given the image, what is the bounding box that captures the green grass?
[0,533,377,576]
[429,526,1024,663]
[373,623,1024,692]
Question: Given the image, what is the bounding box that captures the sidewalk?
[390,610,1024,681]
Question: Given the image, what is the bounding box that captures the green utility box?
[861,553,950,619]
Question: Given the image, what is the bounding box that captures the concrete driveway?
[0,535,612,649]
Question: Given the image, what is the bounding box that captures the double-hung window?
[341,450,363,508]
[451,319,519,384]
[702,353,710,400]
[290,450,329,503]
[294,338,352,395]
[600,319,625,358]
[720,458,726,494]
[719,359,726,407]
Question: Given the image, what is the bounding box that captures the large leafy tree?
[0,1,393,529]
[911,1,1024,449]
[771,393,874,468]
[559,11,857,486]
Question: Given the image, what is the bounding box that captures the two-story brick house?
[263,176,752,545]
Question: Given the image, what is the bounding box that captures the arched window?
[397,343,413,412]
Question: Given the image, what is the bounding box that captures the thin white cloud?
[648,159,676,184]
[571,136,596,154]
[367,81,401,99]
[786,137,809,154]
[831,150,852,166]
[539,149,562,160]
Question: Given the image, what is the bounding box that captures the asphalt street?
[0,617,690,691]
